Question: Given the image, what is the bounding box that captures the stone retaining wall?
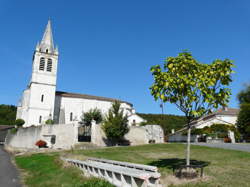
[5,123,78,149]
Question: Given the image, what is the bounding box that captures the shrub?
[210,124,229,138]
[35,140,47,148]
[45,119,54,125]
[102,101,129,144]
[81,108,103,126]
[10,128,18,134]
[15,119,25,127]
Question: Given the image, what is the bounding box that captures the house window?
[70,112,73,121]
[47,58,52,72]
[46,49,48,53]
[39,57,45,70]
[41,95,44,102]
[39,116,42,123]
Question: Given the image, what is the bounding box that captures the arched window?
[39,57,45,71]
[47,58,52,72]
[41,95,44,102]
[46,49,48,53]
[70,112,73,121]
[39,116,42,123]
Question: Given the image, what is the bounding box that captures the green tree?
[0,105,17,125]
[237,103,250,141]
[237,85,250,141]
[237,84,250,104]
[150,51,233,165]
[81,108,103,126]
[102,101,129,144]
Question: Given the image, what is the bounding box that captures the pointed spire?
[39,20,55,53]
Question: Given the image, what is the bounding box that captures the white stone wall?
[125,125,164,145]
[5,124,78,149]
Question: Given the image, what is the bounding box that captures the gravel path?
[192,143,250,152]
[0,145,21,187]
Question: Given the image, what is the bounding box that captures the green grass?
[15,153,114,187]
[15,144,250,187]
[67,143,250,186]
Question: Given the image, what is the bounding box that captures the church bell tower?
[17,20,59,127]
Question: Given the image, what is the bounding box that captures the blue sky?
[0,0,250,115]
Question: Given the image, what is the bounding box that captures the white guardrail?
[63,157,162,187]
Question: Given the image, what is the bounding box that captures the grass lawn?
[15,143,250,187]
[15,153,114,187]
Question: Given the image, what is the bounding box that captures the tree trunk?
[186,126,191,166]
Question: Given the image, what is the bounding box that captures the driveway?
[0,145,21,187]
[192,143,250,153]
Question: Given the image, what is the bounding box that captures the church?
[16,20,145,127]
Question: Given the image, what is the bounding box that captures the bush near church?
[45,119,54,125]
[15,119,25,128]
[81,108,103,126]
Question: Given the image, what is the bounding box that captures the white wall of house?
[195,115,237,129]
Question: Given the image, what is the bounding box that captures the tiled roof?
[56,91,133,106]
[202,108,239,120]
[213,108,239,116]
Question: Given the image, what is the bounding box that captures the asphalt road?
[0,145,21,187]
[192,143,250,152]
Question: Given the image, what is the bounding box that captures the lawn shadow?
[148,158,210,170]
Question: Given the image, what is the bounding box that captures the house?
[168,107,239,142]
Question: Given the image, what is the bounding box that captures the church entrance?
[78,125,91,142]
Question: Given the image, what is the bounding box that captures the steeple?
[37,20,57,54]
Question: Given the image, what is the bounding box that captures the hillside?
[0,104,187,132]
[0,104,17,125]
[137,113,186,135]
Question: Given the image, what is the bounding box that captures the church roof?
[56,91,133,106]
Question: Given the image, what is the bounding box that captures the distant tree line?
[237,84,250,141]
[0,104,17,125]
[0,104,187,136]
[137,113,186,135]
